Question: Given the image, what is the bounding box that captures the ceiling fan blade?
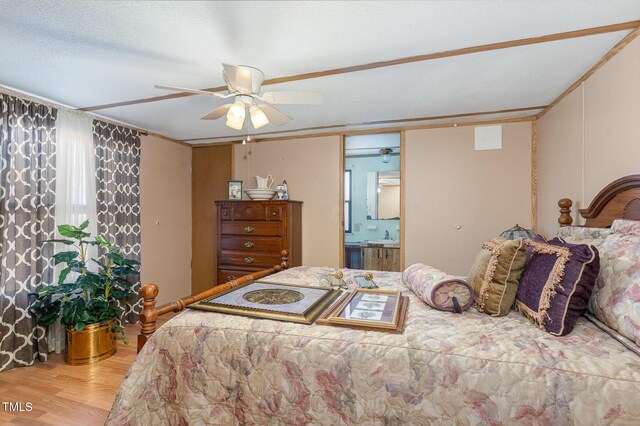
[259,104,291,126]
[155,84,230,98]
[260,91,323,105]
[201,104,232,120]
[222,64,254,94]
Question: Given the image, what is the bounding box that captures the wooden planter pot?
[65,318,117,365]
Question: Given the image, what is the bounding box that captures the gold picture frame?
[326,288,402,329]
[188,281,341,325]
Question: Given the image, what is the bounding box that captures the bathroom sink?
[366,240,400,247]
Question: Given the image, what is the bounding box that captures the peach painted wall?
[233,126,531,275]
[537,88,583,237]
[140,135,192,305]
[404,123,532,276]
[537,36,640,237]
[583,36,640,201]
[233,136,341,267]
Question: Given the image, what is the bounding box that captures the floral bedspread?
[107,267,640,425]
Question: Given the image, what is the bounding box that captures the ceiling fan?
[155,64,323,131]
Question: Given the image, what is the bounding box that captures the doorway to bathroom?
[342,132,402,272]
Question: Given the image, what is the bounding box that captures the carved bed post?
[138,283,159,352]
[558,198,573,226]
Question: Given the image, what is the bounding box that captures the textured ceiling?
[1,1,639,143]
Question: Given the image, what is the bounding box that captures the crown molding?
[183,105,545,143]
[192,115,537,147]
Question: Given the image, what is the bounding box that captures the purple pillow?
[515,237,599,336]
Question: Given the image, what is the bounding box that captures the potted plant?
[30,220,140,365]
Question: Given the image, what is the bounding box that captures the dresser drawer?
[220,236,282,252]
[267,206,283,221]
[220,205,268,221]
[217,268,262,284]
[219,207,233,220]
[220,221,281,236]
[219,251,283,268]
[238,205,269,221]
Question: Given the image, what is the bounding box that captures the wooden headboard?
[558,174,640,228]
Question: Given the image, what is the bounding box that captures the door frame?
[339,135,345,267]
[339,131,405,270]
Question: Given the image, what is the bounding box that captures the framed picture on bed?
[188,281,341,324]
[324,288,404,330]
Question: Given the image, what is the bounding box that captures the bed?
[107,176,640,425]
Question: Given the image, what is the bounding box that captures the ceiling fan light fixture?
[226,101,246,130]
[380,148,392,163]
[250,105,269,129]
[158,64,319,130]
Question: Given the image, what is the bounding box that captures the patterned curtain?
[93,121,141,324]
[0,94,56,372]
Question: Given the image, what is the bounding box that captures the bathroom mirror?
[367,171,400,220]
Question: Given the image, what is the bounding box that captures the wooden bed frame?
[558,174,640,227]
[137,250,289,353]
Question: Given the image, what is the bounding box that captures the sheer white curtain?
[49,108,98,353]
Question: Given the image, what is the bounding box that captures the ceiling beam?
[192,115,537,147]
[79,20,640,112]
[537,26,640,119]
[182,105,545,143]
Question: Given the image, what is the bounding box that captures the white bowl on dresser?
[244,188,277,200]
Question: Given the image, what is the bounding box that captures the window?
[344,170,352,233]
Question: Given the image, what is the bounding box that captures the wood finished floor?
[0,315,174,425]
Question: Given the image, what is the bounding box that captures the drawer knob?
[244,226,254,233]
[244,257,254,264]
[227,275,236,281]
[223,211,228,216]
[244,242,255,248]
[272,211,277,216]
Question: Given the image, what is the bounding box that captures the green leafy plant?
[30,220,140,343]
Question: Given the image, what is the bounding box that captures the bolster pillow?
[402,263,474,312]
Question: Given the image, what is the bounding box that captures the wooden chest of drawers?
[215,200,302,285]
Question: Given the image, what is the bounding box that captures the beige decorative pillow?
[467,237,527,316]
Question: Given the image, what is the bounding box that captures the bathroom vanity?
[362,245,400,272]
[344,241,400,272]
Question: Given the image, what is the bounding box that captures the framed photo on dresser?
[228,180,243,200]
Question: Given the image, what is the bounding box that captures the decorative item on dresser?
[215,200,302,285]
[245,175,277,200]
[228,180,243,200]
[275,180,289,200]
